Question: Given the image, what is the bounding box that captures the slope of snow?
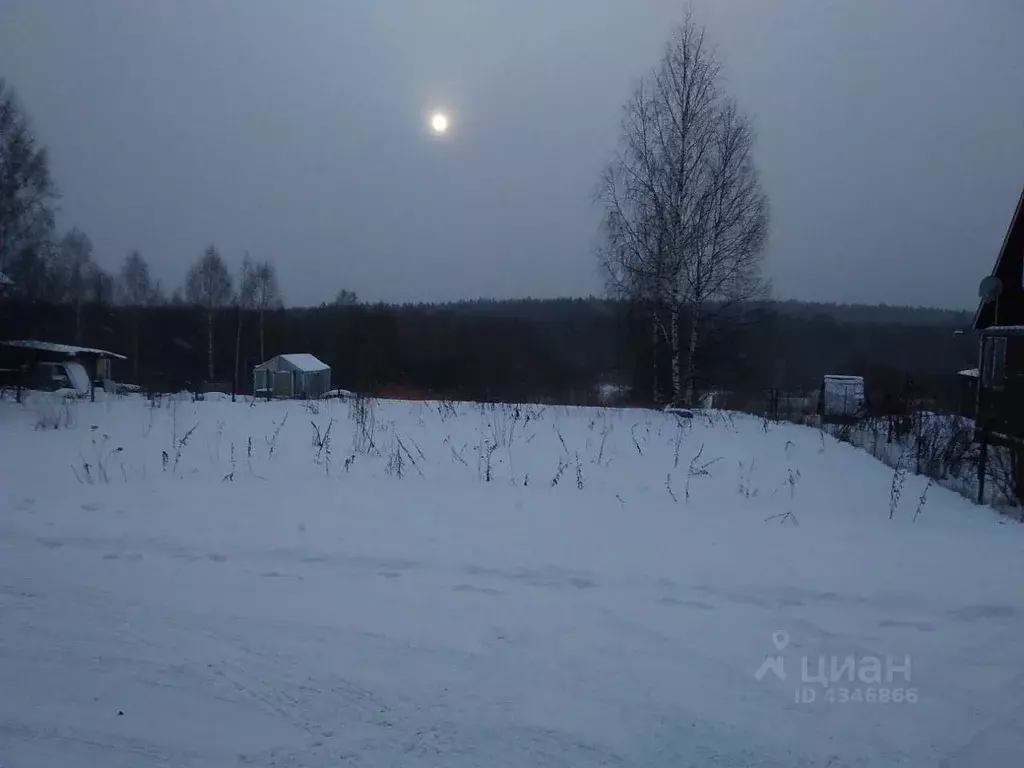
[2,395,1023,767]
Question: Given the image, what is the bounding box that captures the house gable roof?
[974,185,1024,330]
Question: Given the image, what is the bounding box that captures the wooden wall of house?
[1006,336,1024,375]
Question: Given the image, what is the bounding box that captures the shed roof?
[256,353,329,372]
[1,339,127,359]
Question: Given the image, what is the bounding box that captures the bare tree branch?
[0,78,58,279]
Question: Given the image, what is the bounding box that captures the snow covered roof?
[981,325,1024,336]
[281,354,329,372]
[257,353,329,372]
[958,368,980,378]
[0,270,12,286]
[1,339,127,359]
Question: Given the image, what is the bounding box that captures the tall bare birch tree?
[118,250,154,381]
[55,228,96,343]
[233,254,258,397]
[251,260,281,362]
[185,246,233,381]
[598,10,768,405]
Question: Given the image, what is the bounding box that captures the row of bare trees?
[597,11,769,406]
[113,245,283,385]
[1,76,287,386]
[182,247,281,387]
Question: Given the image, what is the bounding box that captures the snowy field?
[2,393,1024,767]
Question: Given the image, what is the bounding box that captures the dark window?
[983,336,1007,389]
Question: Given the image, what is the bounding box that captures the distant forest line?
[0,296,979,407]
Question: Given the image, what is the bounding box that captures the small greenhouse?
[253,354,331,399]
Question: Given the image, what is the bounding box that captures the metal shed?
[819,374,866,424]
[253,354,331,399]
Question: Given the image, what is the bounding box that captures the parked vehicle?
[29,361,92,395]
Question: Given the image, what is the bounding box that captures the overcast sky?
[2,1,1022,308]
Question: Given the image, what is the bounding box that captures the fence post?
[915,411,922,476]
[978,427,989,505]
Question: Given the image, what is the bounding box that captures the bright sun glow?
[430,111,450,135]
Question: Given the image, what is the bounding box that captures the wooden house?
[972,186,1024,440]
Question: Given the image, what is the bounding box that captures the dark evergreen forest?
[0,295,977,408]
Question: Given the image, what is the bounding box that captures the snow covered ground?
[2,393,1023,766]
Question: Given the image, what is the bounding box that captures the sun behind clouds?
[429,110,450,135]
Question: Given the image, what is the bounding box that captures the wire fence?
[744,383,1024,516]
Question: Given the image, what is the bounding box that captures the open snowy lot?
[2,394,1023,766]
